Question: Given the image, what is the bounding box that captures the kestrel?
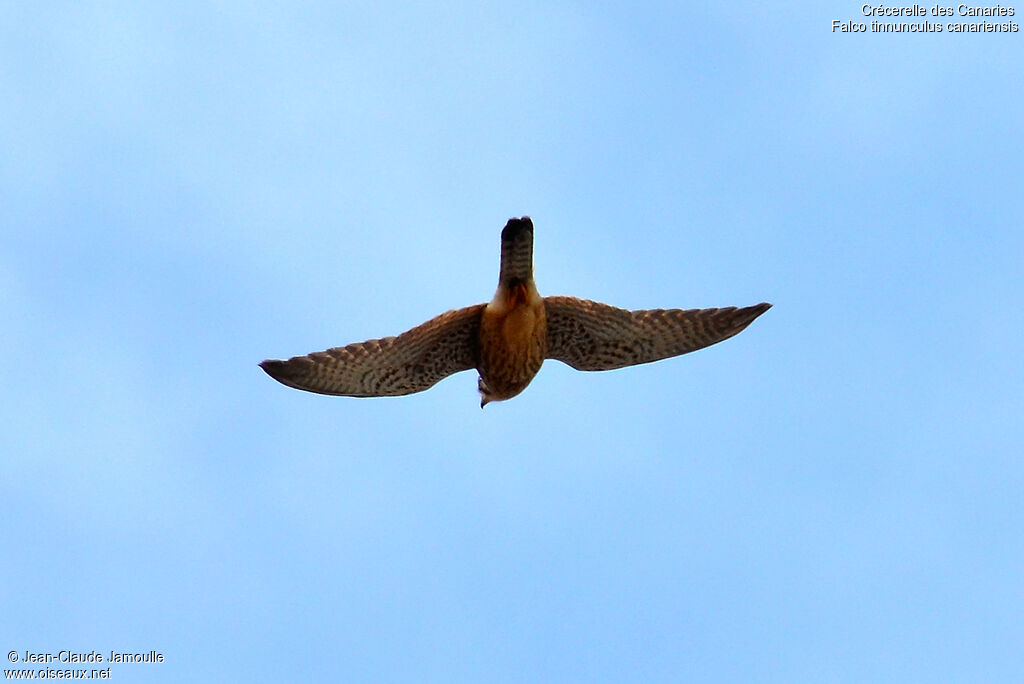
[261,217,770,407]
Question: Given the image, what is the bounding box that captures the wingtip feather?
[740,302,772,322]
[260,358,295,385]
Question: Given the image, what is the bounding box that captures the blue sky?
[2,2,1022,682]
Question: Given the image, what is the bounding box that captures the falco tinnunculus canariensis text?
[260,217,770,407]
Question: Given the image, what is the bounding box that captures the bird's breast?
[478,282,547,401]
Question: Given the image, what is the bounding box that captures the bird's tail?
[498,216,534,286]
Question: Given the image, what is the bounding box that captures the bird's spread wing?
[544,296,771,371]
[260,304,486,397]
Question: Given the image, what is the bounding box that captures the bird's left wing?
[260,304,486,397]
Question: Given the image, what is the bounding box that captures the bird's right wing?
[260,304,486,397]
[544,296,771,371]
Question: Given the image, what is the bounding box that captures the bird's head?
[478,376,494,408]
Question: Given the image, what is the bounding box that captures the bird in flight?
[261,217,770,407]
